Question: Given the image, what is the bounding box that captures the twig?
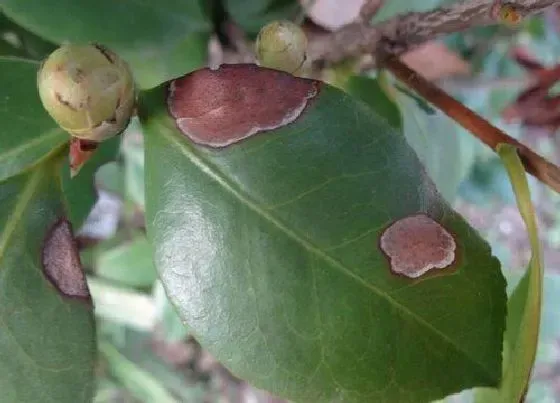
[383,56,560,194]
[308,0,557,65]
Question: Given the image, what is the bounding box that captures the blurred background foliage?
[2,0,560,401]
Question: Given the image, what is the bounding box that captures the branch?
[308,0,557,65]
[383,56,560,194]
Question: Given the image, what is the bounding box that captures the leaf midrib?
[155,121,494,379]
[0,167,44,265]
[0,127,66,167]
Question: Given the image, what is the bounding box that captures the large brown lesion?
[167,64,321,148]
[41,218,91,302]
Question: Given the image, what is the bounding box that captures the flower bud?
[255,21,308,75]
[37,43,135,141]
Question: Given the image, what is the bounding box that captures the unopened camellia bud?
[37,43,135,142]
[255,21,308,76]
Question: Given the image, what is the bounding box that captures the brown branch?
[383,56,560,194]
[308,0,557,65]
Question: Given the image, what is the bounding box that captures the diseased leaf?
[139,65,506,403]
[475,144,543,403]
[0,0,211,88]
[0,57,67,182]
[0,161,96,403]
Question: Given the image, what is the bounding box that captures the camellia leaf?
[475,144,543,403]
[98,341,177,403]
[0,0,212,89]
[344,74,475,203]
[224,0,302,35]
[0,160,96,403]
[95,233,157,289]
[139,64,506,403]
[0,13,56,60]
[0,57,67,182]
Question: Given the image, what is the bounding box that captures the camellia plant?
[0,0,558,402]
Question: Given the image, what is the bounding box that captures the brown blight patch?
[41,219,91,301]
[379,213,457,279]
[167,64,320,147]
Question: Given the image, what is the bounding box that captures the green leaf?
[394,86,476,203]
[475,144,543,403]
[0,0,212,89]
[0,13,56,60]
[95,234,157,289]
[122,125,146,209]
[96,162,125,197]
[224,0,301,34]
[139,66,506,403]
[0,162,96,403]
[0,57,67,182]
[345,75,401,129]
[345,74,476,203]
[153,281,190,343]
[98,341,177,403]
[103,327,205,401]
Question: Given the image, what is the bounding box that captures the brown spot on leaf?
[41,219,91,301]
[379,214,456,279]
[167,64,320,147]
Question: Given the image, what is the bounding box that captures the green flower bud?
[37,43,135,141]
[255,21,308,75]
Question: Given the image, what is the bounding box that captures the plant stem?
[383,56,560,194]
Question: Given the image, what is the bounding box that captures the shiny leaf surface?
[139,66,506,403]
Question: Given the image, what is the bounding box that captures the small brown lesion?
[55,92,77,111]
